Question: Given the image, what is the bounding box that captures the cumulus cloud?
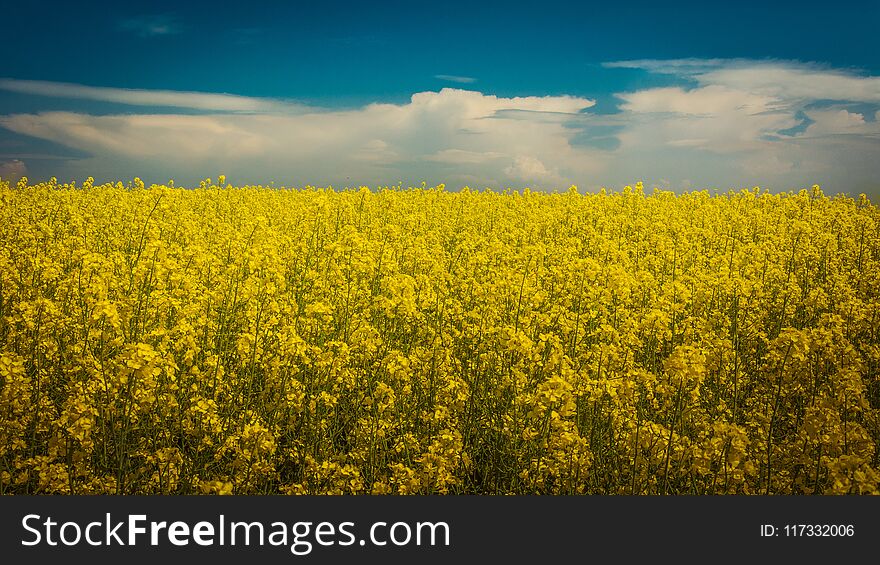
[801,108,880,138]
[0,159,26,181]
[2,64,880,194]
[600,59,880,192]
[0,86,598,188]
[614,85,797,154]
[504,156,566,186]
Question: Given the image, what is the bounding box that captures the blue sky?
[1,0,879,194]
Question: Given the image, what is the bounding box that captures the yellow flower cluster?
[1,177,878,494]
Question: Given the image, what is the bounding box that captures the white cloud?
[666,138,709,147]
[118,15,182,37]
[0,159,26,181]
[700,66,880,104]
[603,58,732,74]
[435,75,477,84]
[617,85,779,116]
[352,139,398,164]
[599,59,880,192]
[607,58,880,104]
[802,108,880,137]
[739,152,795,176]
[424,149,506,164]
[504,156,566,186]
[2,65,880,195]
[0,112,270,159]
[0,87,598,188]
[614,84,797,155]
[0,79,300,113]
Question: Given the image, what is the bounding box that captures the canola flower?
[0,177,879,495]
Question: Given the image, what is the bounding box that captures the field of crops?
[1,176,879,494]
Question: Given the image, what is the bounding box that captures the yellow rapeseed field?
[1,176,879,494]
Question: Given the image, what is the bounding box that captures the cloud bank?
[0,87,597,188]
[2,59,879,193]
[602,59,880,192]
